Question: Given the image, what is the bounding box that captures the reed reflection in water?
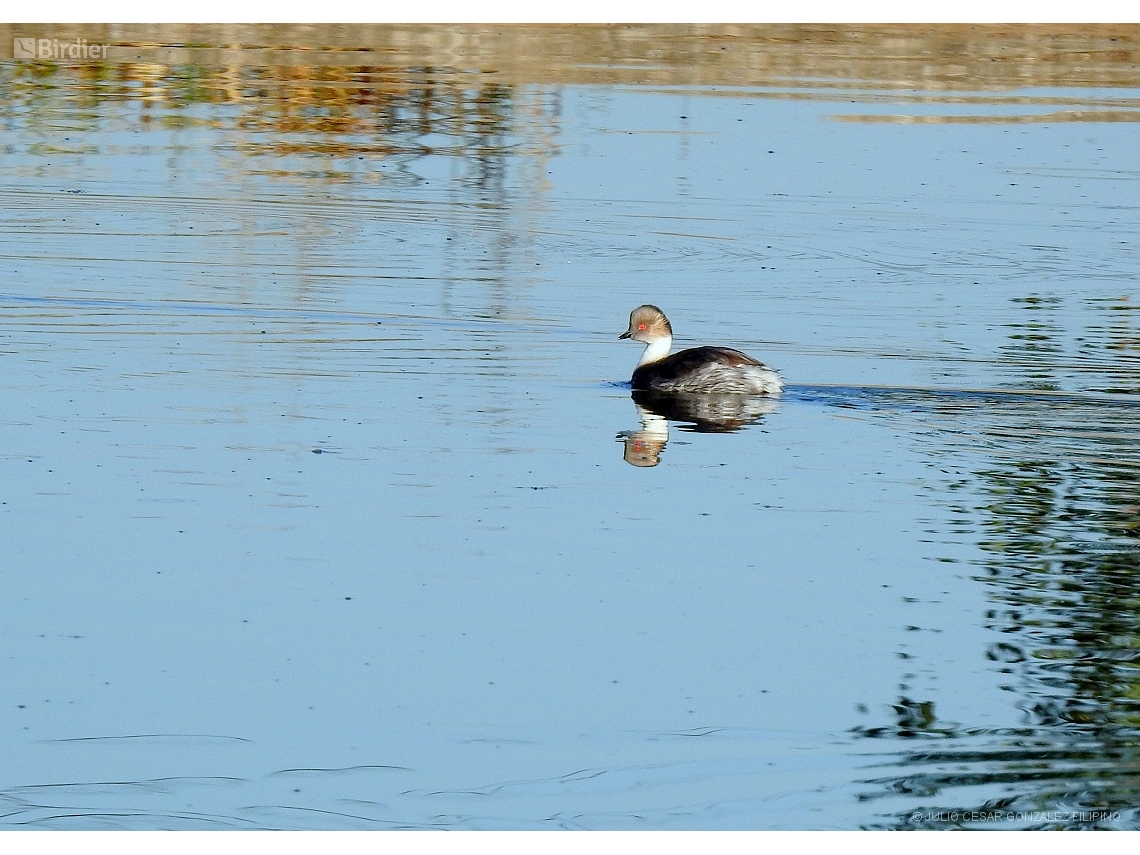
[785,375,1140,827]
[3,24,1140,829]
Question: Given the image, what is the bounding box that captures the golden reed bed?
[3,23,1139,91]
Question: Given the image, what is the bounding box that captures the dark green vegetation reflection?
[850,298,1140,828]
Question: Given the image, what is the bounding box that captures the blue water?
[3,45,1140,829]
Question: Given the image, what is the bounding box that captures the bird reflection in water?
[618,389,778,467]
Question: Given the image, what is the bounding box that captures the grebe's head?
[619,304,672,344]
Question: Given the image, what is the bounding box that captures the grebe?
[619,304,783,396]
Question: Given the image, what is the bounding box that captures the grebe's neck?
[638,335,672,367]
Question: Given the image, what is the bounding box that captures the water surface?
[3,24,1140,829]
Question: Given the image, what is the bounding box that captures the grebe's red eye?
[638,322,647,330]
